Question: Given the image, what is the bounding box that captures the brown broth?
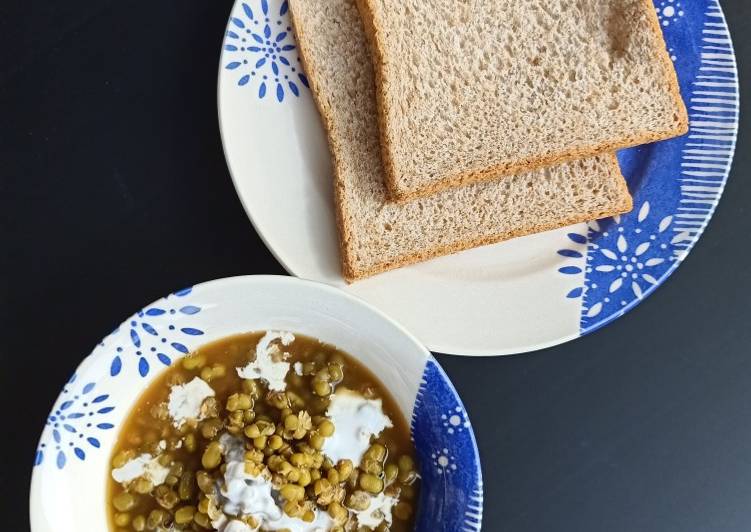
[108,332,419,531]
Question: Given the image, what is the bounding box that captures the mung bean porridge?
[107,331,420,531]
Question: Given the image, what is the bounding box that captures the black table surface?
[3,1,750,530]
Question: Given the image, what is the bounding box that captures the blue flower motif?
[440,406,471,436]
[655,1,685,28]
[109,287,204,378]
[557,201,680,332]
[224,0,309,101]
[34,374,115,469]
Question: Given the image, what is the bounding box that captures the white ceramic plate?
[218,0,738,355]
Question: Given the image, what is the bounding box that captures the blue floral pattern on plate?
[557,0,738,335]
[34,374,115,470]
[223,0,309,101]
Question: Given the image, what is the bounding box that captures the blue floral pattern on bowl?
[223,0,309,101]
[413,359,483,532]
[34,374,115,469]
[107,287,204,378]
[556,0,738,335]
[34,287,207,471]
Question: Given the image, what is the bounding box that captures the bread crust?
[357,0,689,202]
[289,1,357,281]
[342,155,632,282]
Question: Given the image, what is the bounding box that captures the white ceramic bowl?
[30,275,483,531]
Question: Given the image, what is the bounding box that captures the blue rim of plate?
[554,0,738,336]
[218,0,739,354]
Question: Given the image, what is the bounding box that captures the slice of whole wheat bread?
[356,0,688,200]
[289,0,633,282]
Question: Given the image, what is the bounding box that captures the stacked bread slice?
[289,0,687,282]
[355,0,688,200]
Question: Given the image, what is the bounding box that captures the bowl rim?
[30,274,483,531]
